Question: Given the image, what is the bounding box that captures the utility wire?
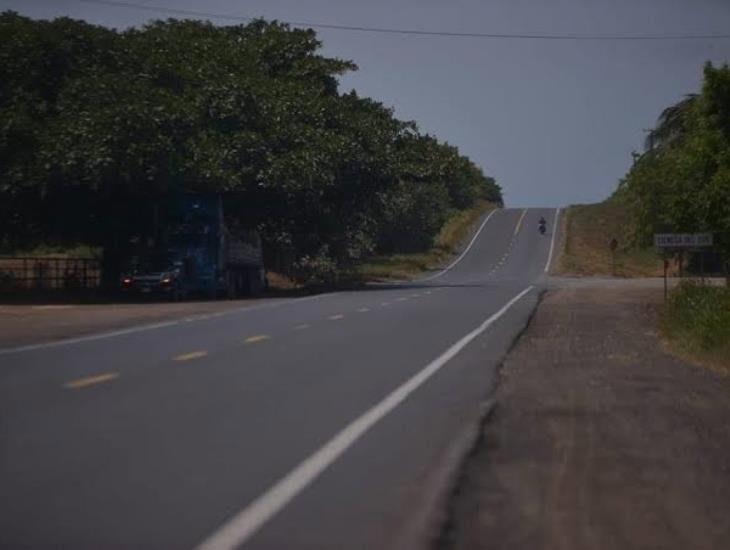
[77,0,730,41]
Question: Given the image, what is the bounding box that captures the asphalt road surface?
[0,207,559,550]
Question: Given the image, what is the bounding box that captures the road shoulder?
[442,282,730,550]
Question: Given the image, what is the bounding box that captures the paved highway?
[0,207,559,549]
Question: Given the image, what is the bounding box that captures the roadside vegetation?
[559,198,663,277]
[616,62,730,266]
[0,12,502,286]
[357,200,495,281]
[661,282,730,372]
[560,62,730,281]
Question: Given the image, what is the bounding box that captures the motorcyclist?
[539,216,547,234]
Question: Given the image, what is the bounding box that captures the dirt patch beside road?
[0,298,278,349]
[443,285,730,550]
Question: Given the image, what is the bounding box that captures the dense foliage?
[616,62,730,268]
[0,12,501,283]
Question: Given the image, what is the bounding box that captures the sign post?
[654,233,714,300]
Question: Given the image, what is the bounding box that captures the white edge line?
[416,208,499,282]
[195,284,534,550]
[0,293,332,356]
[544,207,561,273]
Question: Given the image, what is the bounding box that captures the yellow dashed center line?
[64,372,119,389]
[174,350,208,361]
[244,335,270,344]
[328,314,345,320]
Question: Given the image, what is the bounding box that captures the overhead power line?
[77,0,730,41]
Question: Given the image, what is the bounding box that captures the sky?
[2,0,730,207]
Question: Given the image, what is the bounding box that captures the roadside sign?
[654,233,713,248]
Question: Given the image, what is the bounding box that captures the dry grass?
[660,282,730,374]
[557,200,664,277]
[358,200,497,281]
[265,271,301,291]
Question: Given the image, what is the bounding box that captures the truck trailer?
[121,194,265,299]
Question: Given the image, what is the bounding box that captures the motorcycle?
[539,222,546,235]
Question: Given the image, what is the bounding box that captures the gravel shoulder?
[444,283,730,550]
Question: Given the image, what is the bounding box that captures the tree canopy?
[617,62,730,265]
[0,12,502,281]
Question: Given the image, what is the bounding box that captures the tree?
[620,62,730,268]
[644,94,697,152]
[0,12,502,283]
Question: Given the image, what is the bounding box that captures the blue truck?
[121,195,265,299]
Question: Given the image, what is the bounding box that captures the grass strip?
[358,200,496,281]
[558,199,663,277]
